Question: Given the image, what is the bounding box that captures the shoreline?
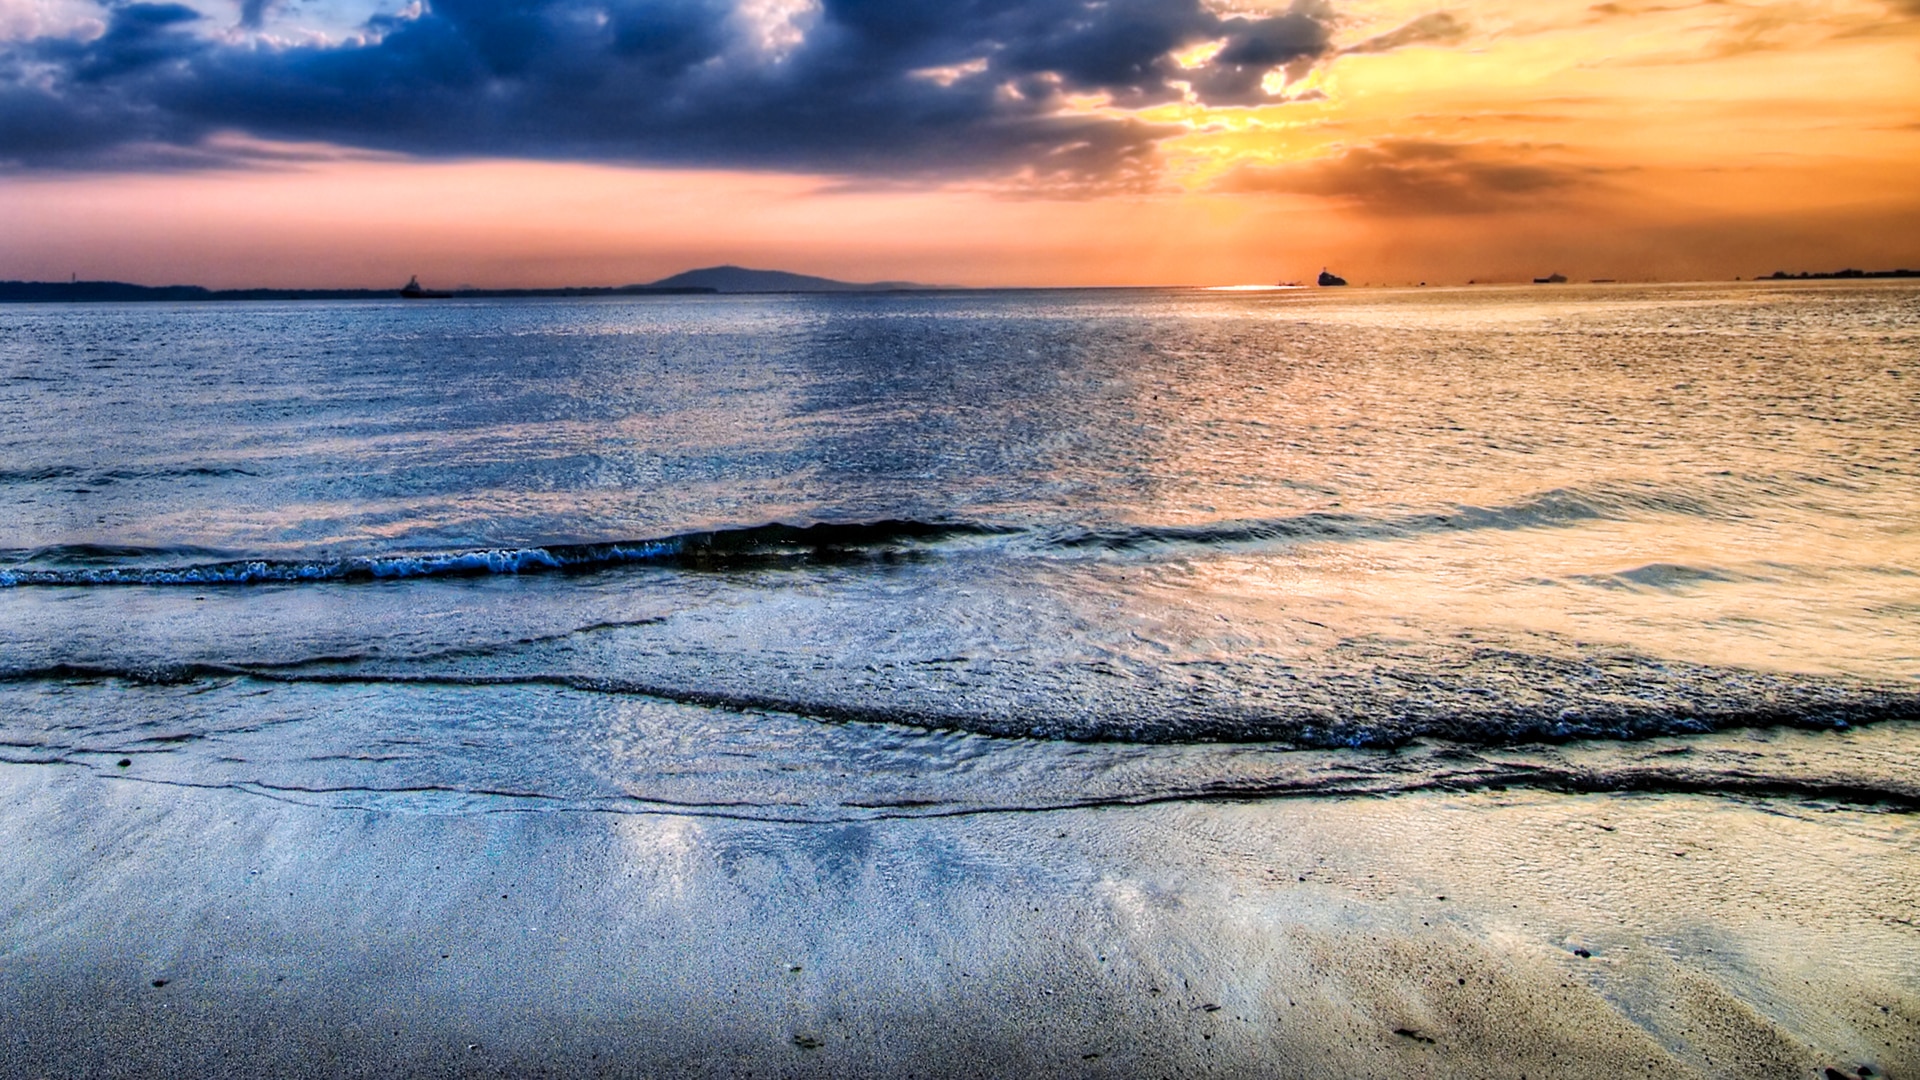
[3,762,1912,1078]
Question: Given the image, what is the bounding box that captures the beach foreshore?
[2,763,1913,1079]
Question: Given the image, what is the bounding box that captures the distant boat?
[1317,269,1348,287]
[1533,273,1568,284]
[399,275,452,300]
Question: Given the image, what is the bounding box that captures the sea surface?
[2,282,1916,821]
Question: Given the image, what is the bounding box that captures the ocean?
[2,281,1917,821]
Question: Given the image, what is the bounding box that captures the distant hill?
[644,265,941,293]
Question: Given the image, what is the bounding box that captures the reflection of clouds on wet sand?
[612,814,709,902]
[4,765,1912,1076]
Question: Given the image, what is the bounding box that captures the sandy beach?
[4,759,1913,1078]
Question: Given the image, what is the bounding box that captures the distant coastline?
[1761,267,1918,280]
[6,266,1918,303]
[0,265,950,304]
[0,281,717,304]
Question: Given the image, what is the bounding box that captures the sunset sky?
[1,0,1916,287]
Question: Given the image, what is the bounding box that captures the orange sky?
[1,0,1916,288]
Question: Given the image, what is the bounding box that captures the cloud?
[1342,12,1467,55]
[0,0,1348,181]
[0,0,102,41]
[1584,2,1705,19]
[237,0,282,31]
[1585,1,1917,62]
[1217,138,1608,215]
[62,2,206,81]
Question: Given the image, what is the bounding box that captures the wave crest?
[0,520,1011,587]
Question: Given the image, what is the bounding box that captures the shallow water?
[2,282,1916,814]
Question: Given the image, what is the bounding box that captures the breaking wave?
[0,482,1734,588]
[0,520,1013,587]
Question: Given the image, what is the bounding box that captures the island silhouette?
[647,265,942,292]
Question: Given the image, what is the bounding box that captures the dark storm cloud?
[61,2,207,81]
[0,0,1349,180]
[1218,138,1608,215]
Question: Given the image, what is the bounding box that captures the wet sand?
[2,762,1915,1079]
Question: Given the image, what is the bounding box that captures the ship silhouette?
[399,275,452,299]
[1317,268,1348,287]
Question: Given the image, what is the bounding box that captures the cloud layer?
[0,0,1373,178]
[1342,11,1465,54]
[1218,138,1607,215]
